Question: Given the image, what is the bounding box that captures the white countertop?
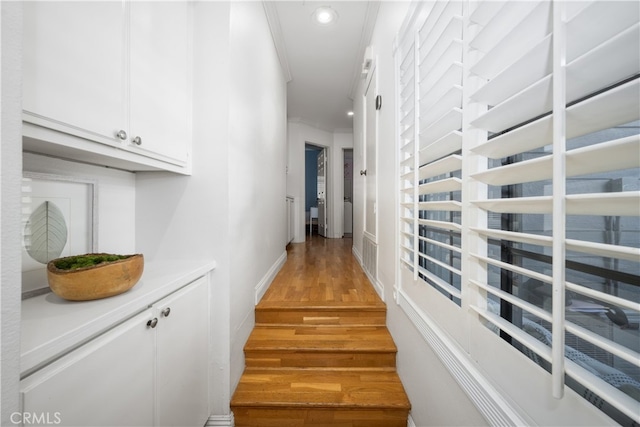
[21,259,216,377]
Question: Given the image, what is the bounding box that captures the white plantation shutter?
[467,0,640,421]
[396,0,640,423]
[398,29,417,279]
[398,0,464,302]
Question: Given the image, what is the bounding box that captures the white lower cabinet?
[155,278,209,426]
[20,277,209,427]
[21,310,156,426]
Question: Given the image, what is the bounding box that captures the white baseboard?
[407,413,416,427]
[352,245,363,265]
[254,250,287,305]
[397,289,527,426]
[206,413,234,426]
[352,245,384,301]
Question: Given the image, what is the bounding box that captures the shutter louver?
[468,0,640,421]
[415,0,464,302]
[398,31,418,275]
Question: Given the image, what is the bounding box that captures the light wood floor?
[231,236,410,427]
[258,236,384,306]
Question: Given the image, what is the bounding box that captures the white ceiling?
[264,1,380,132]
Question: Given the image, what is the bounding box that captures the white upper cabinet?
[129,1,190,165]
[22,1,191,174]
[22,1,126,144]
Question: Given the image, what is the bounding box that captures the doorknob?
[360,170,367,176]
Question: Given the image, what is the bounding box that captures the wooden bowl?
[47,254,144,301]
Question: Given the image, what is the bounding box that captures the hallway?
[231,236,410,426]
[260,236,382,308]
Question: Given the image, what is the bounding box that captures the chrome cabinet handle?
[161,307,171,318]
[132,136,142,146]
[360,169,367,176]
[147,318,158,328]
[116,129,128,140]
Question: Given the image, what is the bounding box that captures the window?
[396,1,639,424]
[399,1,464,305]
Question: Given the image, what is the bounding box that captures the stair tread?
[244,325,397,352]
[257,301,386,310]
[231,369,411,409]
[255,306,387,326]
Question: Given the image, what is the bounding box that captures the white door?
[344,149,354,235]
[317,148,328,237]
[156,277,209,426]
[364,68,378,240]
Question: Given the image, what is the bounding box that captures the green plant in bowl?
[47,253,144,301]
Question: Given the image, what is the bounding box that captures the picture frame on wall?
[21,172,98,298]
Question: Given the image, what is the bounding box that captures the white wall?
[352,3,488,426]
[1,2,24,422]
[136,1,287,418]
[286,121,353,241]
[227,0,287,392]
[136,1,234,418]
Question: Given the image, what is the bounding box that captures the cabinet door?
[22,1,125,145]
[21,310,155,426]
[129,1,190,165]
[155,278,209,426]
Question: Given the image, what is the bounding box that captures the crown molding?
[263,1,293,82]
[288,117,354,135]
[288,117,335,134]
[348,1,380,100]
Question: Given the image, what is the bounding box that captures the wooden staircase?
[231,238,411,427]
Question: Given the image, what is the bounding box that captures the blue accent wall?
[305,149,319,212]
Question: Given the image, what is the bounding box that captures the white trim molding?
[206,413,234,427]
[262,1,292,82]
[348,2,380,100]
[397,289,528,427]
[353,245,384,302]
[352,245,363,266]
[254,250,287,305]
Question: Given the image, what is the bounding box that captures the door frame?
[304,142,330,239]
[343,148,354,237]
[362,62,378,243]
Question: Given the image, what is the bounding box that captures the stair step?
[232,239,411,426]
[231,368,410,427]
[244,325,397,368]
[255,303,387,325]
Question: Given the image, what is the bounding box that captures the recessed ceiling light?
[312,6,338,25]
[347,111,354,116]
